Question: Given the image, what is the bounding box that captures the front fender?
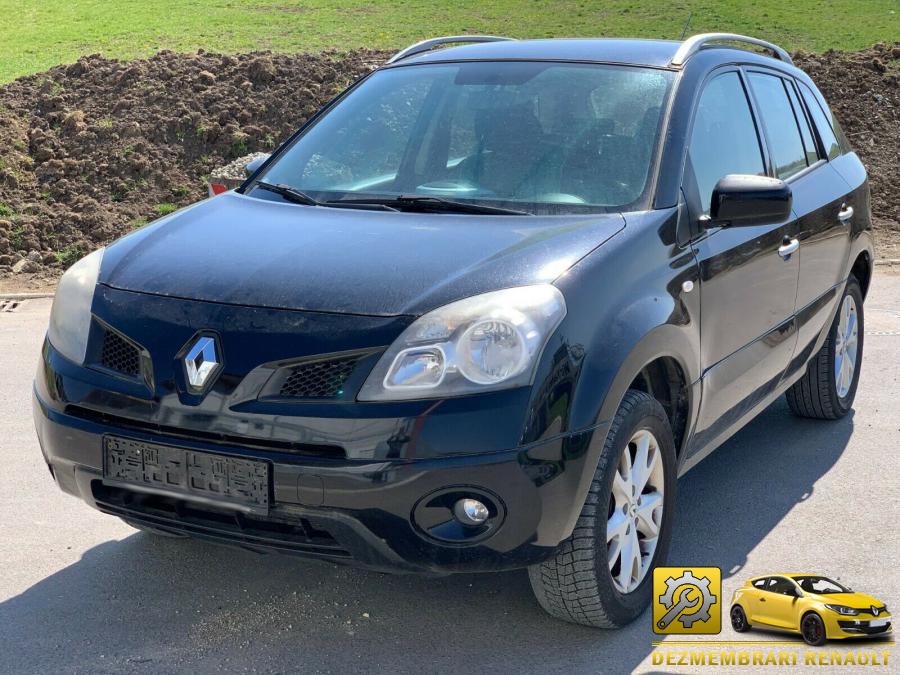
[549,209,700,438]
[518,209,701,541]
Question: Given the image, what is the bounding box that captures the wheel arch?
[591,324,700,460]
[850,250,872,299]
[800,608,824,629]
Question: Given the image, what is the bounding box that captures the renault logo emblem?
[872,606,880,616]
[183,334,223,392]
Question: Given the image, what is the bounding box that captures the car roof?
[396,38,683,68]
[391,37,798,72]
[748,573,824,580]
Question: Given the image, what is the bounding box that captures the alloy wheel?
[731,607,745,631]
[607,429,665,594]
[802,615,823,644]
[834,294,859,399]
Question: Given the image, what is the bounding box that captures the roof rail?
[671,33,793,67]
[387,35,515,64]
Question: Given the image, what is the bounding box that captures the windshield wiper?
[254,181,321,206]
[329,195,532,216]
[254,182,398,211]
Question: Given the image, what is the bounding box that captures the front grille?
[100,328,141,377]
[279,355,362,398]
[92,483,351,558]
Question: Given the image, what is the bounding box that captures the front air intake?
[99,327,142,378]
[278,354,363,399]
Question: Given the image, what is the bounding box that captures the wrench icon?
[657,589,700,629]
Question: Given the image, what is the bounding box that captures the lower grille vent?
[92,484,351,558]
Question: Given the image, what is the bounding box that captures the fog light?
[453,498,489,526]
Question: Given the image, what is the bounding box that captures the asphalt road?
[1,275,898,674]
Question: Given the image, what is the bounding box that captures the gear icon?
[659,570,717,628]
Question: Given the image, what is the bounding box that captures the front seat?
[471,103,546,198]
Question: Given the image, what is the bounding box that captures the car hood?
[810,592,884,609]
[101,192,624,316]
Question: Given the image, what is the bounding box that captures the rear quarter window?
[797,81,843,160]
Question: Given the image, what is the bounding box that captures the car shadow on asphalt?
[0,398,854,673]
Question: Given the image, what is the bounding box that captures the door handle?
[760,598,766,602]
[838,203,854,223]
[778,238,799,259]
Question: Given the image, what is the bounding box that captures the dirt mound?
[793,43,900,258]
[0,49,388,283]
[0,44,897,287]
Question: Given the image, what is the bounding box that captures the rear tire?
[730,605,751,632]
[528,389,677,628]
[786,276,863,420]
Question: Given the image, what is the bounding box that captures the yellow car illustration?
[730,574,892,646]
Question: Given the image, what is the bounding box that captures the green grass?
[154,203,178,216]
[2,1,897,83]
[54,244,84,266]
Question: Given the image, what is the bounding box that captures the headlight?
[824,604,860,616]
[47,248,104,364]
[358,285,566,401]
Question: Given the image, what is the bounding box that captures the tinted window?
[752,578,769,589]
[784,80,819,165]
[769,577,798,595]
[748,73,808,179]
[258,62,673,214]
[688,72,766,212]
[798,81,842,160]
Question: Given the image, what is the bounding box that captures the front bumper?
[34,345,607,574]
[828,613,893,639]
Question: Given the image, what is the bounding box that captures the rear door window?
[784,80,819,165]
[688,71,766,213]
[748,72,809,180]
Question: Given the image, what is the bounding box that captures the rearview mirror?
[707,174,792,227]
[244,154,270,178]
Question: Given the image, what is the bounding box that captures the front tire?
[801,612,827,646]
[528,389,677,628]
[786,276,864,420]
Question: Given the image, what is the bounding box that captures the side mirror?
[794,587,804,598]
[244,154,270,178]
[707,174,792,227]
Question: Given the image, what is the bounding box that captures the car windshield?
[253,61,673,215]
[792,576,851,594]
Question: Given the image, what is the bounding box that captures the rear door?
[745,70,853,380]
[685,69,800,451]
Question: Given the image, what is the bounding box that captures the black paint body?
[34,39,873,573]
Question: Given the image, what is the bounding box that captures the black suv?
[33,34,872,628]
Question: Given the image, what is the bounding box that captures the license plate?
[103,436,270,512]
[869,619,888,627]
